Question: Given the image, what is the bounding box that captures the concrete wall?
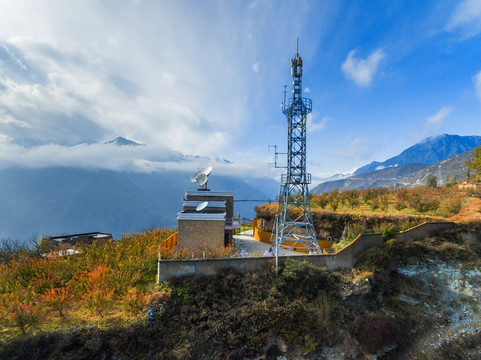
[158,221,455,282]
[394,221,454,243]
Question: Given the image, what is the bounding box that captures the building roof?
[177,212,226,221]
[49,232,112,242]
[185,191,234,198]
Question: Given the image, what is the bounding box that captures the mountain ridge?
[0,167,278,242]
[312,151,472,193]
[354,134,481,175]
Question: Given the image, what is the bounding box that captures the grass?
[237,226,253,233]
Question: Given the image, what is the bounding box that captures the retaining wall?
[158,221,454,282]
[394,221,454,243]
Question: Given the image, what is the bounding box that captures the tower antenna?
[271,43,320,268]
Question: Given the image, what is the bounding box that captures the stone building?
[177,191,239,251]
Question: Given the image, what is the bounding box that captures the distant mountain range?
[0,167,278,242]
[354,134,481,174]
[312,134,479,193]
[6,133,478,241]
[0,137,279,242]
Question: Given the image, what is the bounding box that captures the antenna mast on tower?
[272,42,320,257]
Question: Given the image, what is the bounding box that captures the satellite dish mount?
[190,166,213,191]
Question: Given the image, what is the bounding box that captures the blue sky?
[0,0,481,184]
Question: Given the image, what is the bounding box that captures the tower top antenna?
[296,38,299,56]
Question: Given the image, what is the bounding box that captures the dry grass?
[448,197,481,223]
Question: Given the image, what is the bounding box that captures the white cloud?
[304,87,310,93]
[341,49,385,87]
[426,106,454,125]
[0,0,338,173]
[445,0,481,38]
[0,139,272,180]
[0,32,236,155]
[0,109,30,128]
[307,114,329,133]
[473,70,481,102]
[0,1,263,159]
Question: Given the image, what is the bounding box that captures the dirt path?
[448,198,481,223]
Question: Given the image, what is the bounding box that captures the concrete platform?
[233,230,300,257]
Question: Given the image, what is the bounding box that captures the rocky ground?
[397,262,481,359]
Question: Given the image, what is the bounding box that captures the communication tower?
[272,44,320,255]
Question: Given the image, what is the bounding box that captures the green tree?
[312,193,329,209]
[466,146,481,180]
[344,189,360,209]
[427,175,437,188]
[329,189,341,211]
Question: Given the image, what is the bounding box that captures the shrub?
[41,285,74,318]
[362,188,389,211]
[355,247,395,273]
[355,314,402,354]
[427,175,438,188]
[382,226,398,241]
[343,189,361,209]
[393,188,409,211]
[407,188,440,213]
[121,288,152,314]
[446,177,457,187]
[438,192,464,216]
[329,189,341,211]
[279,259,330,299]
[312,193,329,209]
[75,264,115,317]
[437,242,473,261]
[0,291,39,334]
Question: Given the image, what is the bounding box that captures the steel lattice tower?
[272,46,320,255]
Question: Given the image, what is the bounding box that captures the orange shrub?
[0,290,39,334]
[41,285,74,318]
[75,264,115,317]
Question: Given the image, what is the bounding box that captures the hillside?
[312,150,472,193]
[1,222,480,359]
[354,134,481,175]
[1,183,481,358]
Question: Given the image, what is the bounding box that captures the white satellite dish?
[196,173,208,186]
[196,201,208,211]
[190,166,213,190]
